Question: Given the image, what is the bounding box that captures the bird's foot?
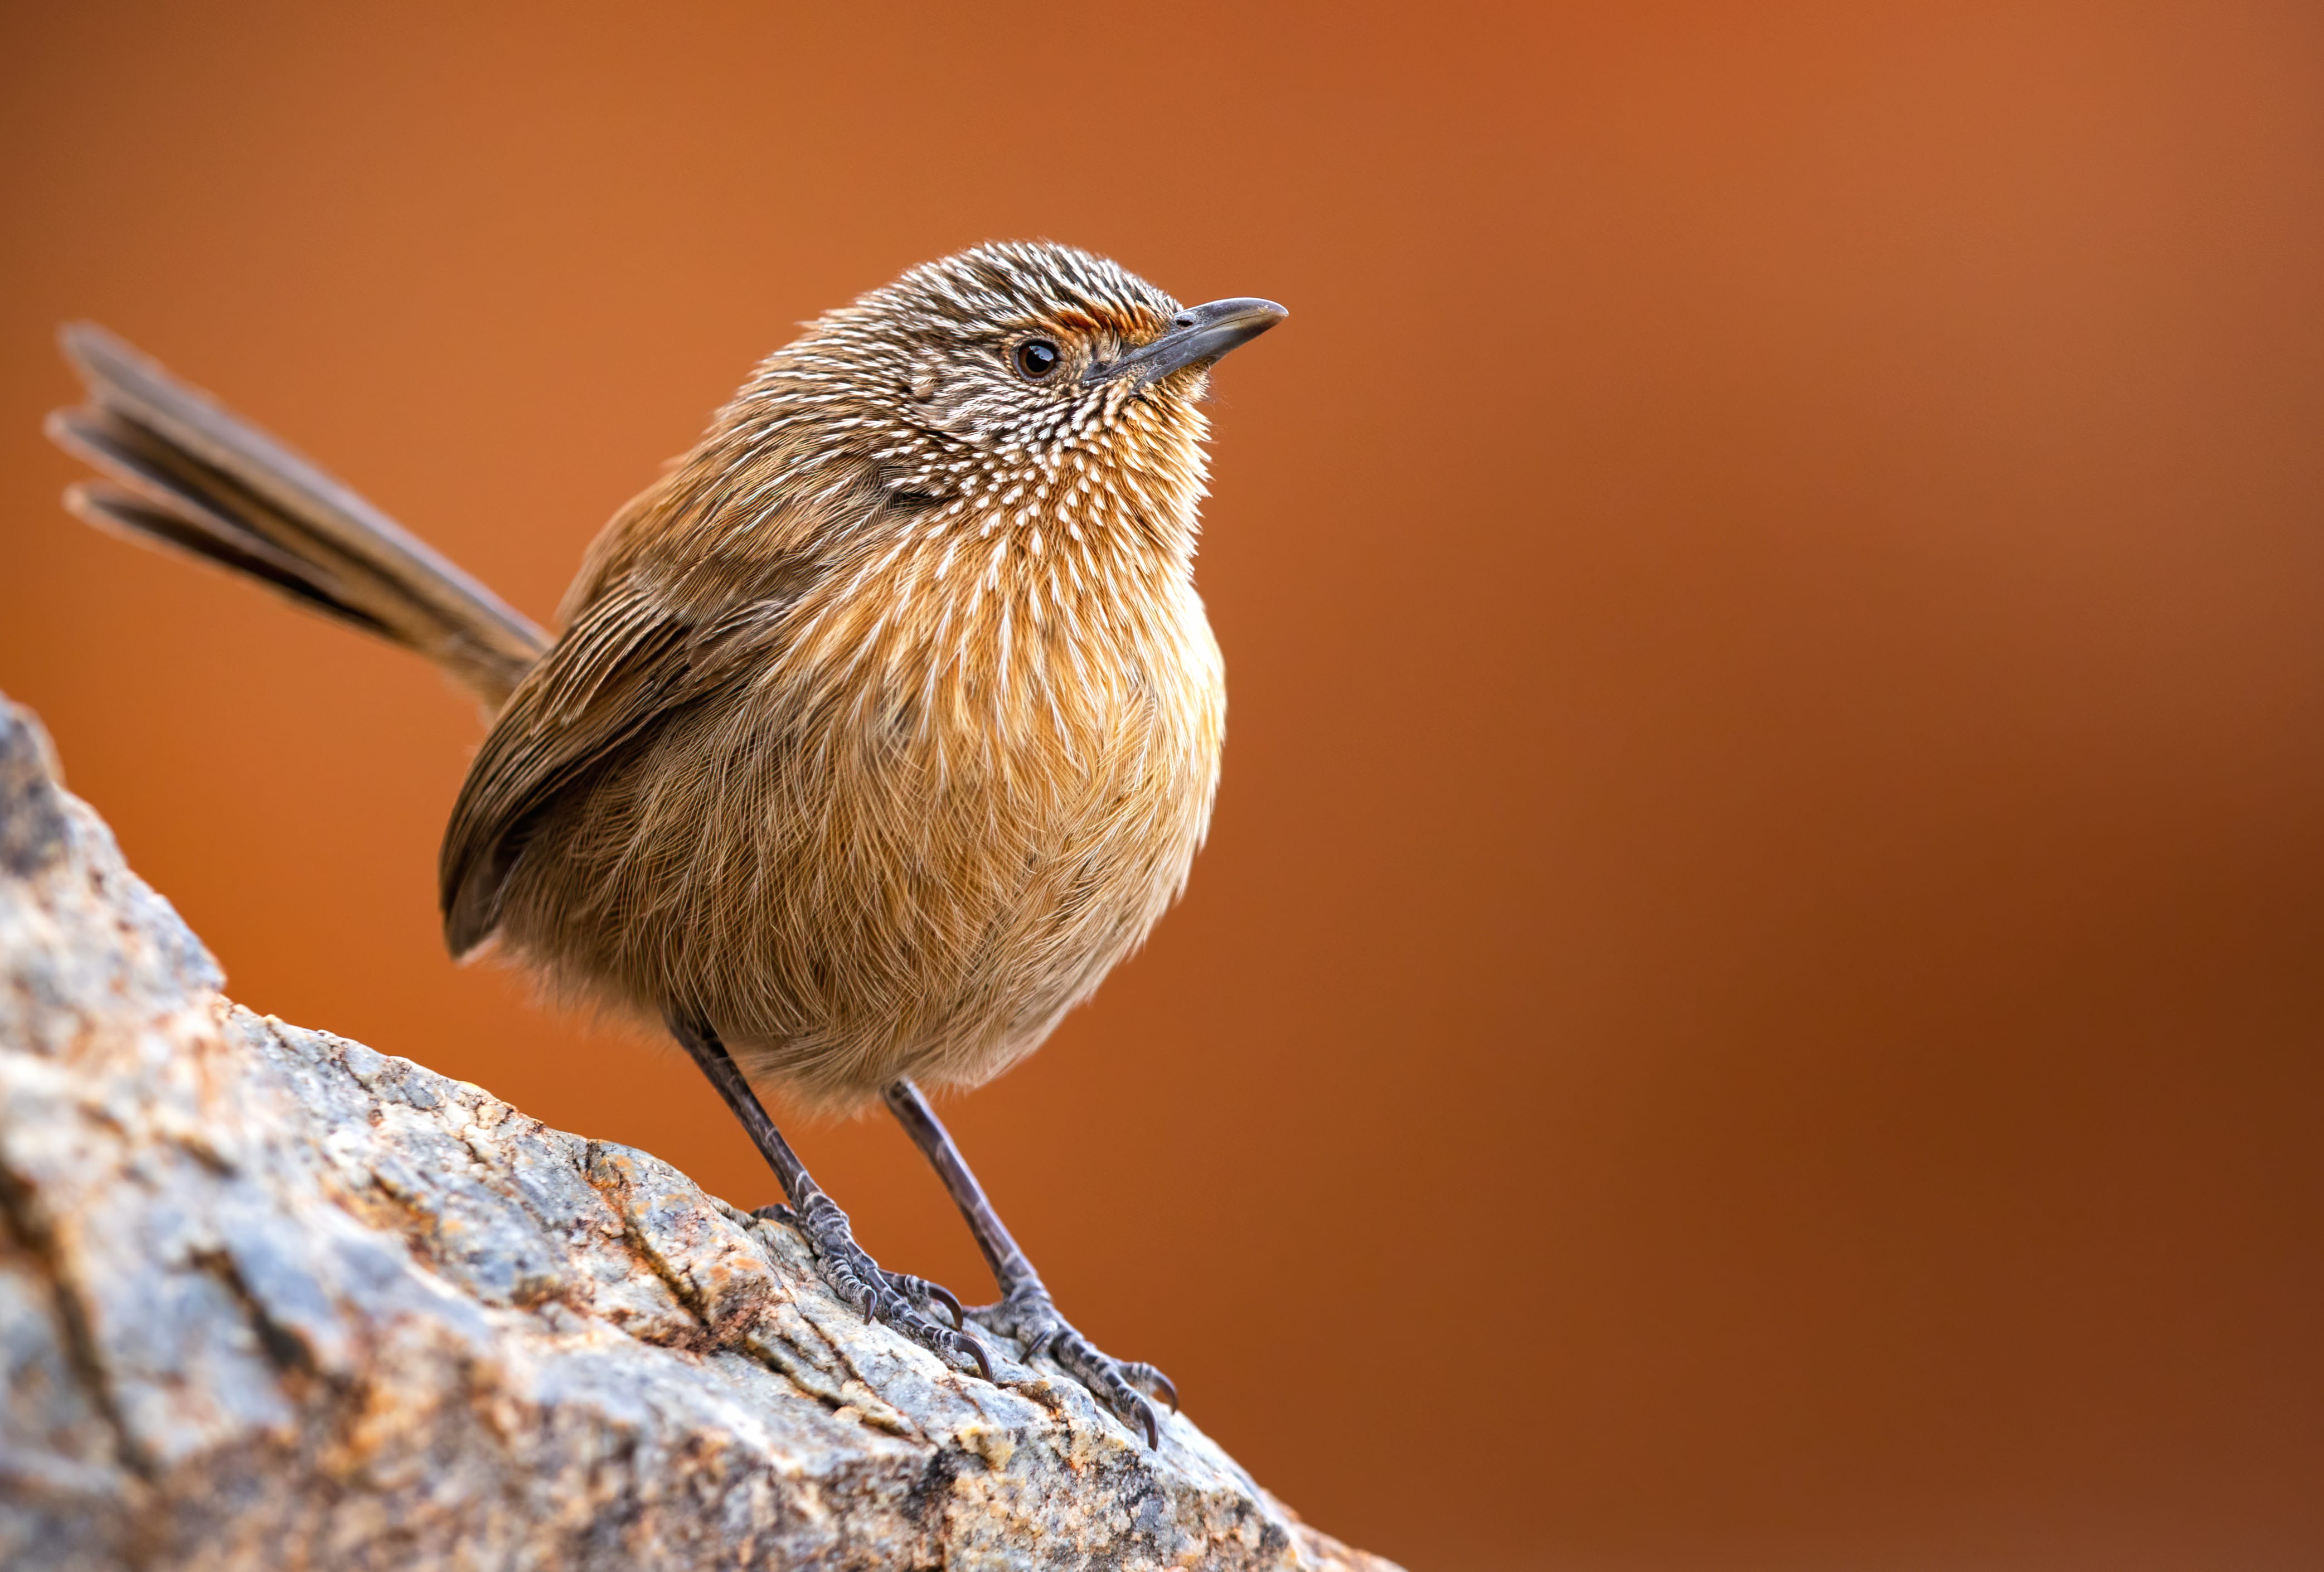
[971,1284,1176,1447]
[755,1196,992,1381]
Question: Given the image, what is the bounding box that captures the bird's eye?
[1013,339,1062,381]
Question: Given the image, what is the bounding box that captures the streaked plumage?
[47,242,1283,1443]
[457,245,1229,1108]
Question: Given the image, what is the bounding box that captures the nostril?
[1172,312,1197,327]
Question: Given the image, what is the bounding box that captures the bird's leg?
[882,1078,1175,1447]
[667,1018,990,1380]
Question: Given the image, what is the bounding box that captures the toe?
[963,1289,1171,1444]
[792,1207,994,1382]
[865,1271,993,1379]
[1049,1326,1166,1448]
[1120,1361,1178,1413]
[880,1268,967,1330]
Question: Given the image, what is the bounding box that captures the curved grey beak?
[1089,297,1288,386]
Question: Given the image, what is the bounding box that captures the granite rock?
[0,692,1396,1572]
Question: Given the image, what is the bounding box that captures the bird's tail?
[45,323,550,710]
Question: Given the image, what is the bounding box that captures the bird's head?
[727,241,1285,562]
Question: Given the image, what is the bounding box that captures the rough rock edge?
[0,692,1398,1572]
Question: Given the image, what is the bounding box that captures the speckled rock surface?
[0,693,1397,1572]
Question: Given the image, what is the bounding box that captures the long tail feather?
[48,324,550,707]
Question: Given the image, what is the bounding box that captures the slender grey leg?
[883,1078,1175,1447]
[668,1017,989,1380]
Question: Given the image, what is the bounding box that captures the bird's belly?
[510,609,1225,1110]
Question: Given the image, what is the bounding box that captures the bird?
[44,241,1286,1449]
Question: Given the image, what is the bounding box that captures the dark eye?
[1013,339,1061,381]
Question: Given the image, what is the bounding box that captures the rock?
[0,692,1397,1572]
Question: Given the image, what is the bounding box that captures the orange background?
[4,3,2322,1565]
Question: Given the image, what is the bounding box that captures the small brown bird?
[46,242,1285,1447]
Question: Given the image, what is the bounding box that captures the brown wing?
[436,394,894,960]
[438,579,792,955]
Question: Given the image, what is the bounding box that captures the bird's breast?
[681,523,1222,1095]
[770,524,1224,795]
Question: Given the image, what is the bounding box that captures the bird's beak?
[1088,297,1288,386]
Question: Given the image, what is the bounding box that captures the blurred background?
[4,3,2322,1566]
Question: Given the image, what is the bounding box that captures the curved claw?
[955,1330,994,1383]
[795,1199,991,1384]
[880,1269,965,1330]
[1116,1358,1177,1412]
[926,1280,965,1329]
[867,1282,993,1382]
[974,1288,1173,1444]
